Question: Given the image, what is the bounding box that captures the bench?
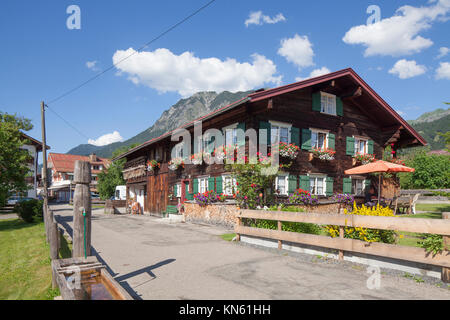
[165,205,178,215]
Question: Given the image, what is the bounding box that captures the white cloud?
[436,62,450,79]
[343,0,450,56]
[88,131,124,146]
[437,47,450,58]
[295,67,331,81]
[388,59,427,79]
[278,34,315,70]
[245,11,286,27]
[86,60,99,71]
[112,48,282,97]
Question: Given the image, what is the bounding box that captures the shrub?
[15,199,43,223]
[324,203,397,244]
[332,193,354,206]
[419,234,443,255]
[247,219,321,235]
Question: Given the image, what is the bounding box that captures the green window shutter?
[259,121,271,145]
[326,177,334,196]
[288,175,297,194]
[291,127,300,146]
[215,176,223,194]
[343,178,352,195]
[336,97,343,116]
[208,177,215,191]
[193,179,199,194]
[346,137,355,155]
[299,175,310,191]
[328,133,335,150]
[173,185,178,197]
[301,129,312,151]
[367,140,374,154]
[312,92,321,112]
[185,184,193,200]
[237,122,246,146]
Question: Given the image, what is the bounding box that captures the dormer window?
[320,92,336,116]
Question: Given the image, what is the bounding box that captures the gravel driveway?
[52,204,450,300]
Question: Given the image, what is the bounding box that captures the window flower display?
[168,157,184,171]
[278,142,299,160]
[146,160,160,172]
[311,147,336,161]
[353,153,375,165]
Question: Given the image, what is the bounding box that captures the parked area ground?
[52,204,450,300]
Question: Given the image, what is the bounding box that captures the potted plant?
[310,147,336,161]
[278,142,299,160]
[168,157,184,171]
[353,153,375,165]
[147,159,160,172]
[190,152,203,165]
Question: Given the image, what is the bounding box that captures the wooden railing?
[235,210,450,282]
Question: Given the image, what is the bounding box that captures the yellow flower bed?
[324,203,397,243]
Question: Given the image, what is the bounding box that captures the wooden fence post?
[443,212,450,283]
[236,210,241,242]
[338,204,344,260]
[278,220,282,250]
[72,161,92,259]
[49,216,59,289]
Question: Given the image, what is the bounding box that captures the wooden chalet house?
[115,68,426,214]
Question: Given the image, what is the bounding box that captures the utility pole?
[41,101,49,241]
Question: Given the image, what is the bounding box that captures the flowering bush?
[190,152,203,165]
[193,190,226,206]
[324,203,397,243]
[311,148,335,161]
[147,160,160,171]
[279,142,299,159]
[353,153,375,164]
[168,157,184,171]
[332,193,354,206]
[388,158,406,166]
[288,189,319,206]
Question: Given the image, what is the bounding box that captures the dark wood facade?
[118,68,426,214]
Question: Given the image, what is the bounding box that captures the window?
[352,178,365,196]
[198,177,209,194]
[320,92,336,115]
[275,175,288,195]
[309,175,326,196]
[311,129,329,150]
[270,121,291,144]
[175,184,181,198]
[354,137,368,155]
[224,124,238,146]
[174,143,184,158]
[222,175,237,196]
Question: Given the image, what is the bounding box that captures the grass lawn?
[221,233,236,241]
[0,217,71,300]
[415,203,450,214]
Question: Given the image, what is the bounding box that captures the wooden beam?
[340,86,362,99]
[236,225,450,268]
[238,209,450,236]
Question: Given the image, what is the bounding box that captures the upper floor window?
[354,137,368,155]
[174,143,184,158]
[224,123,238,146]
[270,121,291,144]
[309,175,326,196]
[321,92,336,116]
[311,129,329,150]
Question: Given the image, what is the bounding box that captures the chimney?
[89,153,97,162]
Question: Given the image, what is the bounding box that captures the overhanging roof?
[115,68,426,160]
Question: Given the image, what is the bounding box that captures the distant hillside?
[407,107,450,150]
[67,90,252,158]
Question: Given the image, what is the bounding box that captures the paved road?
[52,204,450,300]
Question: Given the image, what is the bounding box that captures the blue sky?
[1,0,449,156]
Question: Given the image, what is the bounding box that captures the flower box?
[278,142,299,160]
[310,148,336,161]
[146,160,160,172]
[353,153,375,165]
[168,157,184,171]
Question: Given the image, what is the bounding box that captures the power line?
[46,0,217,106]
[45,104,90,140]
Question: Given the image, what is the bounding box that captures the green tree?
[399,150,450,189]
[0,112,33,207]
[97,143,140,200]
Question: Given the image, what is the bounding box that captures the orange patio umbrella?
[344,160,415,201]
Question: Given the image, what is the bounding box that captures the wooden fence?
[235,210,450,282]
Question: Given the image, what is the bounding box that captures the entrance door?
[147,173,168,213]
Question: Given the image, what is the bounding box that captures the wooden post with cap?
[442,212,450,283]
[72,161,92,258]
